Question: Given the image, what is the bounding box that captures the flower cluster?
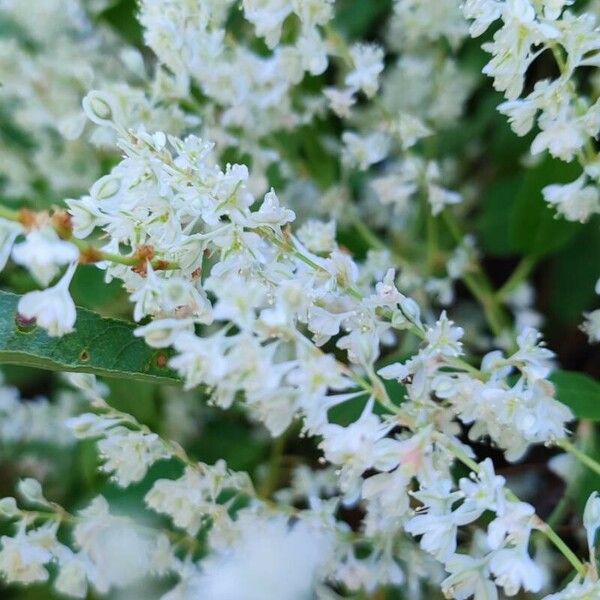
[0,116,586,598]
[0,1,597,599]
[463,0,600,222]
[0,0,194,200]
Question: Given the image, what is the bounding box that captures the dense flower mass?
[0,1,598,599]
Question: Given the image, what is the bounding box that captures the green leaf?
[548,223,600,326]
[0,290,178,384]
[476,176,522,256]
[99,0,143,46]
[551,370,600,420]
[334,0,393,38]
[70,265,124,311]
[510,157,580,258]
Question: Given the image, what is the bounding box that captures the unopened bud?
[0,497,19,518]
[18,478,49,506]
[82,90,118,126]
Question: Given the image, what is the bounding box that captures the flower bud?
[0,497,20,518]
[18,478,49,506]
[91,174,121,202]
[584,491,600,551]
[399,296,421,325]
[82,90,118,126]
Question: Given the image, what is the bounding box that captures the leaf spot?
[155,353,168,369]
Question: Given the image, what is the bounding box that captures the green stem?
[497,256,538,302]
[442,210,511,339]
[346,209,413,270]
[426,210,439,274]
[0,204,21,221]
[547,425,593,529]
[259,432,288,498]
[350,213,387,252]
[546,494,573,530]
[464,272,507,339]
[539,521,587,577]
[558,438,600,477]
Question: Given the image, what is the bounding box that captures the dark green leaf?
[548,223,600,325]
[510,157,580,258]
[0,290,178,384]
[476,176,522,256]
[99,0,142,46]
[334,0,393,38]
[70,265,123,312]
[551,370,600,420]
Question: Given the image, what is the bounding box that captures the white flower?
[581,309,600,344]
[425,311,464,358]
[0,523,57,584]
[54,555,88,599]
[248,188,296,229]
[97,427,172,487]
[405,481,470,562]
[459,459,506,518]
[242,0,292,48]
[292,0,333,28]
[345,43,385,98]
[543,176,600,223]
[531,113,588,162]
[583,491,600,553]
[487,501,535,549]
[489,546,544,596]
[130,266,213,323]
[145,462,251,535]
[66,413,123,438]
[17,478,50,507]
[541,0,573,20]
[296,220,337,254]
[320,405,399,498]
[324,249,359,287]
[393,113,432,149]
[442,554,498,600]
[498,96,539,136]
[134,318,196,348]
[296,29,329,75]
[543,575,600,600]
[12,227,79,287]
[324,87,356,118]
[428,183,462,216]
[342,131,390,171]
[66,196,107,238]
[511,327,554,381]
[73,496,153,591]
[17,262,78,337]
[194,514,333,600]
[462,0,503,36]
[370,173,417,208]
[0,218,22,272]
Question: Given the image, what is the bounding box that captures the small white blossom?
[346,43,385,98]
[0,523,58,585]
[583,491,600,553]
[17,262,78,337]
[97,427,172,487]
[12,228,79,287]
[342,131,390,170]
